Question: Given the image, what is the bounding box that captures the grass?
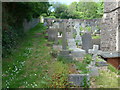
[2,23,119,88]
[58,39,62,45]
[108,64,118,74]
[75,54,92,74]
[92,69,119,88]
[91,63,119,88]
[2,23,69,88]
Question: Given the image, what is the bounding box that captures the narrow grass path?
[2,23,69,88]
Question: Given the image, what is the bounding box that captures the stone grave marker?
[48,26,57,41]
[88,45,99,54]
[75,22,82,45]
[87,65,99,77]
[82,33,92,53]
[59,22,71,58]
[62,22,67,50]
[68,74,90,87]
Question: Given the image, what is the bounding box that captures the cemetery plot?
[45,19,119,88]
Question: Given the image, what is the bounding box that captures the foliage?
[57,56,76,64]
[83,54,92,64]
[2,2,50,57]
[93,69,118,88]
[45,16,56,19]
[2,23,71,88]
[85,26,91,32]
[75,62,89,74]
[52,3,69,19]
[75,54,92,74]
[51,0,104,19]
[108,64,118,74]
[58,39,62,45]
[82,76,90,88]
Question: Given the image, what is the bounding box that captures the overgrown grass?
[2,23,69,88]
[93,69,119,88]
[75,54,92,74]
[108,64,118,74]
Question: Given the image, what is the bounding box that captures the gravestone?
[53,23,59,44]
[88,45,99,54]
[62,23,67,50]
[59,22,73,59]
[71,48,86,58]
[48,27,57,41]
[67,39,77,49]
[68,74,90,87]
[87,52,99,77]
[87,66,99,77]
[82,33,92,53]
[75,22,82,45]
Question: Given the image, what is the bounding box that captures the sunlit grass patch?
[48,61,69,88]
[93,69,118,88]
[2,23,51,88]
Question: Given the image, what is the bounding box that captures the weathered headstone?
[82,33,92,53]
[75,22,82,45]
[48,27,57,41]
[62,23,67,50]
[68,74,90,87]
[53,23,59,44]
[68,39,77,49]
[88,45,99,54]
[88,66,99,77]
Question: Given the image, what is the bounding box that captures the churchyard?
[2,0,120,89]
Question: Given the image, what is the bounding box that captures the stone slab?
[87,66,99,77]
[68,74,90,87]
[71,49,86,58]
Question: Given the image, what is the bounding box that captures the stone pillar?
[100,0,119,52]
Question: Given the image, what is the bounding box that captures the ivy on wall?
[2,2,50,57]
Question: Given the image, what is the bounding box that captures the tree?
[2,2,51,57]
[52,0,104,19]
[52,2,69,18]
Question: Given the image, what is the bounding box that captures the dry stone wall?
[44,18,101,33]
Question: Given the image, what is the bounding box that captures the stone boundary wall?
[23,18,40,32]
[44,18,101,27]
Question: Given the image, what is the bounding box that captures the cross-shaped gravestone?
[90,45,99,66]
